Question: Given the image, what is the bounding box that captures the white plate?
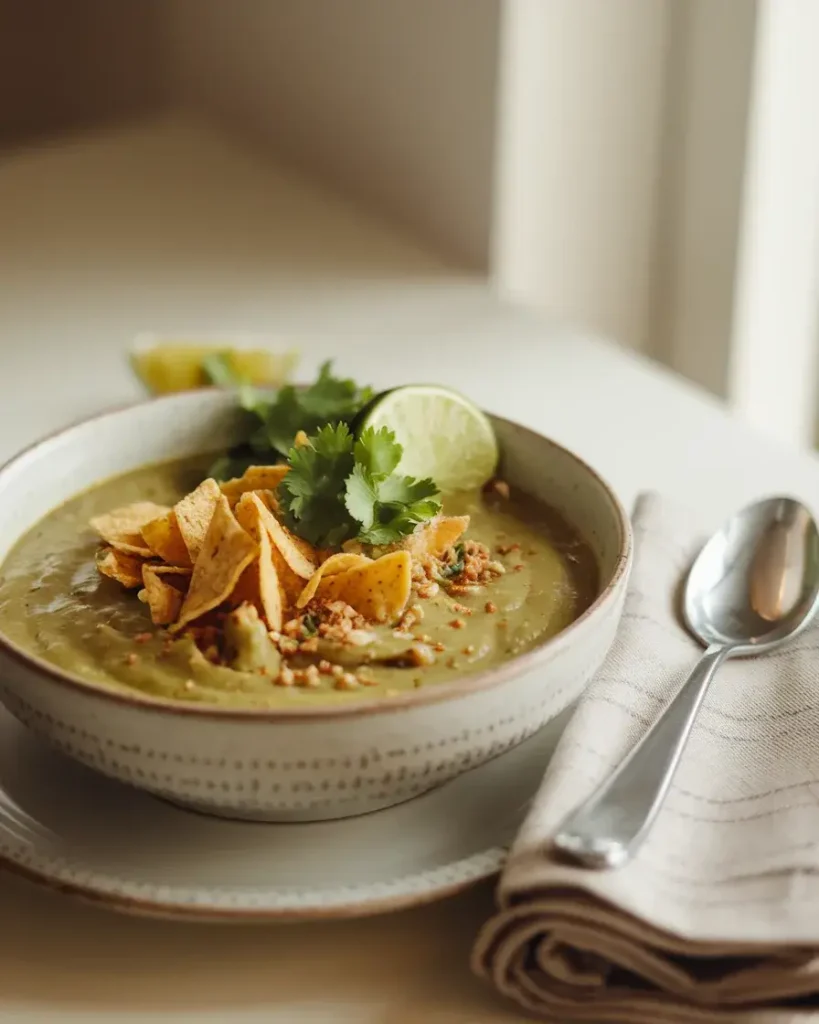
[0,706,569,921]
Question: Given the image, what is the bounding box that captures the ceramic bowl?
[0,391,631,822]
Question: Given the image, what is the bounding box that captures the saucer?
[0,705,570,921]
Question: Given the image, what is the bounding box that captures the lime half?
[130,337,298,394]
[358,385,498,491]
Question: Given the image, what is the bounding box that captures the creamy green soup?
[0,458,597,708]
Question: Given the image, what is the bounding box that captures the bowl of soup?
[0,389,631,821]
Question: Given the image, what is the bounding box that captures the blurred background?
[2,0,818,449]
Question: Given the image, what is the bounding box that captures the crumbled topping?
[335,672,360,691]
[496,543,520,556]
[303,665,322,687]
[275,666,295,687]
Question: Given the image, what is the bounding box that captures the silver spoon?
[553,496,819,870]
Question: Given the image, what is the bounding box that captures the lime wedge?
[130,338,298,394]
[357,385,498,491]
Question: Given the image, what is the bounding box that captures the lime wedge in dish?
[130,337,298,394]
[357,384,498,491]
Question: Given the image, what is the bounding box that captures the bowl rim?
[0,390,633,722]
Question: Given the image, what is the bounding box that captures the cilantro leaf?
[357,492,442,545]
[279,423,358,545]
[280,422,442,548]
[376,474,439,506]
[239,361,373,458]
[344,463,380,530]
[300,361,374,421]
[353,427,402,479]
[262,377,443,549]
[348,472,441,546]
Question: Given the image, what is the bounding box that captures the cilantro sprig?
[279,424,441,548]
[207,360,373,481]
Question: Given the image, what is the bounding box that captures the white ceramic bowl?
[0,391,631,821]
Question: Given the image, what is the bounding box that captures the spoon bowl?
[684,497,819,652]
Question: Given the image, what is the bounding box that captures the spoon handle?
[552,644,730,869]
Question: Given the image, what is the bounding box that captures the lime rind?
[357,385,498,492]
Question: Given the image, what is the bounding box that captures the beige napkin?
[473,492,819,1023]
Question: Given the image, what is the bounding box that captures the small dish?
[0,390,631,821]
[0,704,571,920]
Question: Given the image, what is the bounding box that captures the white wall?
[166,0,673,356]
[652,0,758,396]
[166,0,501,270]
[491,0,671,353]
[656,0,819,447]
[0,0,167,149]
[12,0,815,428]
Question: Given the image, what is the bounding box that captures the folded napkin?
[474,492,819,1023]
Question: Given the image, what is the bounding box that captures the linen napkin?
[473,492,819,1023]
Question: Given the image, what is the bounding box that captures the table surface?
[2,115,819,1023]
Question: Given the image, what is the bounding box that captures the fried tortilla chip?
[296,552,372,609]
[171,495,258,633]
[141,510,191,566]
[232,496,284,631]
[220,466,289,506]
[235,491,317,581]
[174,478,221,563]
[259,504,317,579]
[90,501,170,556]
[96,547,147,589]
[403,515,470,559]
[317,551,412,623]
[142,565,192,626]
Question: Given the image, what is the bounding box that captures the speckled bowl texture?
[0,391,631,822]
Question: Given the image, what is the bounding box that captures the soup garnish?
[0,366,597,707]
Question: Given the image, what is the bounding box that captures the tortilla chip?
[403,515,470,559]
[141,510,191,566]
[220,466,289,506]
[232,498,284,631]
[171,495,258,633]
[259,504,317,578]
[90,501,170,556]
[234,491,317,581]
[96,547,147,589]
[234,492,303,606]
[296,553,372,609]
[142,565,192,626]
[317,551,412,623]
[174,478,221,563]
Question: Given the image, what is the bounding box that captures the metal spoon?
[553,496,819,870]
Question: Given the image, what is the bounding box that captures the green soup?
[0,458,598,708]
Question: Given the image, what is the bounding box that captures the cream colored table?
[2,117,819,1022]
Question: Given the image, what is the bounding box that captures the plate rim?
[0,710,569,923]
[0,713,527,921]
[0,846,505,922]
